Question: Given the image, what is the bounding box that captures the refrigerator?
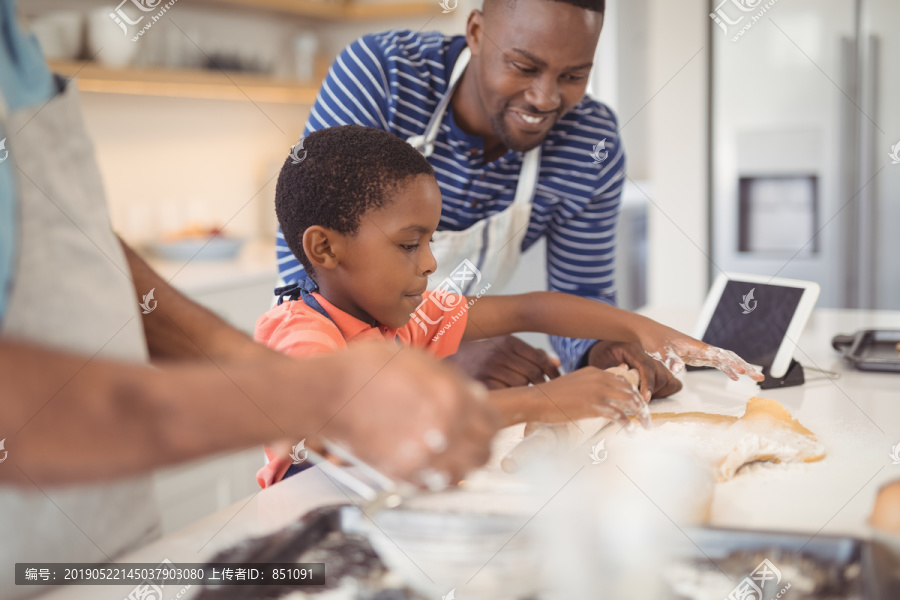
[710,0,900,310]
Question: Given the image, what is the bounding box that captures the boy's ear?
[302,226,342,271]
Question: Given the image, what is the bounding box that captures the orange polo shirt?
[253,290,469,487]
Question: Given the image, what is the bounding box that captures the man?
[0,5,496,598]
[276,0,683,400]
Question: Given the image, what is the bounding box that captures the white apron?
[0,80,161,599]
[407,47,542,295]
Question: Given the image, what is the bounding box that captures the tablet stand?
[758,358,805,389]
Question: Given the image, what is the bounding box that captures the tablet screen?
[700,280,805,368]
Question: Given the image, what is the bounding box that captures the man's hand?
[586,341,682,402]
[444,336,561,389]
[319,344,501,488]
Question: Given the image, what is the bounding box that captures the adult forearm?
[0,339,333,485]
[120,238,263,362]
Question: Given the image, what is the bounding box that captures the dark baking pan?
[832,329,900,373]
[665,526,891,600]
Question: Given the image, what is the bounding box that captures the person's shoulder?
[542,95,625,187]
[254,301,342,354]
[357,29,462,66]
[548,95,622,154]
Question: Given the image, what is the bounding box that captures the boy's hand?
[531,366,650,428]
[586,341,683,401]
[639,327,765,382]
[444,336,561,389]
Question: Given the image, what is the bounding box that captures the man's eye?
[565,73,588,82]
[514,63,537,75]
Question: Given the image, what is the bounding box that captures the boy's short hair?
[276,125,435,275]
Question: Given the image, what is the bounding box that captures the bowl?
[147,237,244,261]
[364,508,540,600]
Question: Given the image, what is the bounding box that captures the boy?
[255,125,762,487]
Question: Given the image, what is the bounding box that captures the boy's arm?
[463,292,644,344]
[464,292,764,382]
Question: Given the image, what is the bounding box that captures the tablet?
[693,273,820,379]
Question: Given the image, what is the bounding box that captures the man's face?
[331,175,442,329]
[467,0,604,152]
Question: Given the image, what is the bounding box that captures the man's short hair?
[489,0,605,12]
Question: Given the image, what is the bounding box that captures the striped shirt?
[276,29,626,372]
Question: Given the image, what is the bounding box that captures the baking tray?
[192,504,417,600]
[833,329,900,373]
[666,526,897,600]
[190,505,899,600]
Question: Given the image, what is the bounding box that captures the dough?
[653,397,825,481]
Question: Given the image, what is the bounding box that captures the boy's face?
[328,174,442,329]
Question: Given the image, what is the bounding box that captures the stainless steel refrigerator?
[710,0,899,309]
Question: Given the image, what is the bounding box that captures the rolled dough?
[652,397,825,481]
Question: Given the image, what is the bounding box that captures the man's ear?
[302,226,342,271]
[465,9,484,57]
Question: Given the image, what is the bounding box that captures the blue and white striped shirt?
[276,29,626,373]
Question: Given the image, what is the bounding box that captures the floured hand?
[640,327,764,382]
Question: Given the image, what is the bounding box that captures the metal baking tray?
[191,505,899,600]
[193,504,417,600]
[667,526,897,600]
[833,329,900,373]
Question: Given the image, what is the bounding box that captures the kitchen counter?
[38,308,900,600]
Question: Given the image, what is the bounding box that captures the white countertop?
[40,308,900,600]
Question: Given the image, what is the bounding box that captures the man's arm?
[545,135,625,374]
[121,238,265,363]
[0,339,497,487]
[541,115,684,399]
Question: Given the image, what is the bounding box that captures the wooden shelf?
[48,60,321,104]
[195,0,448,20]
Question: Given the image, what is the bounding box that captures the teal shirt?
[0,0,55,321]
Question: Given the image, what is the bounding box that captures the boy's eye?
[400,244,419,252]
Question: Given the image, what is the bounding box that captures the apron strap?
[409,47,471,156]
[273,278,401,345]
[274,277,336,325]
[514,146,542,206]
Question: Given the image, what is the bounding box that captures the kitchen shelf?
[195,0,448,20]
[48,60,321,104]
